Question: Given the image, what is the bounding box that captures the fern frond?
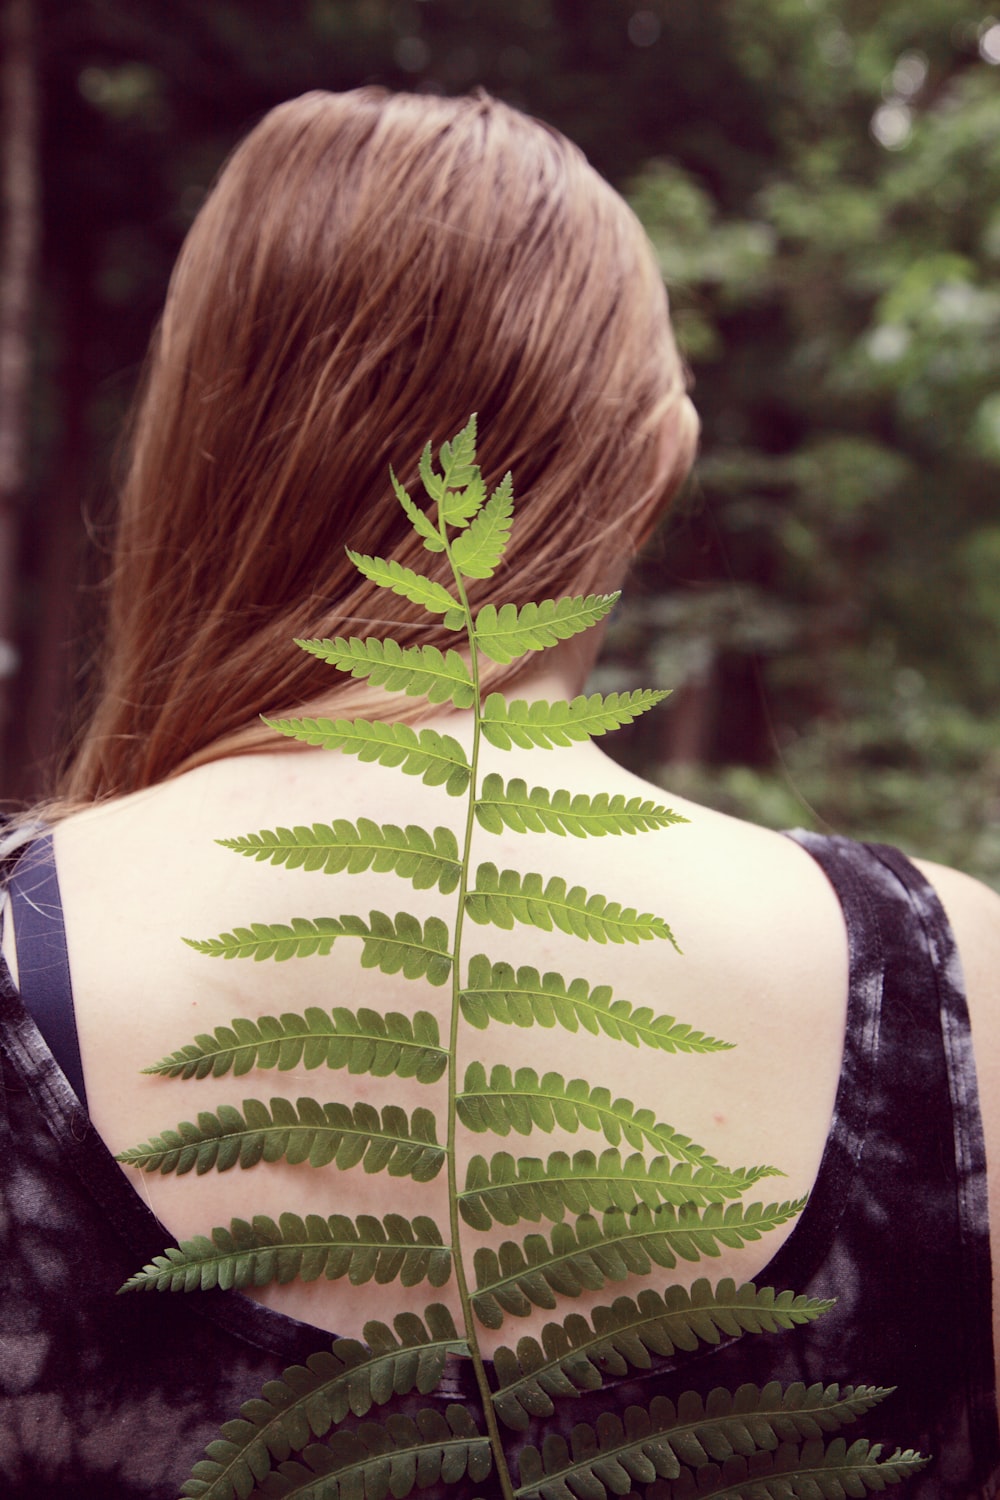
[465,863,679,948]
[474,595,619,666]
[390,468,445,553]
[218,820,462,894]
[243,1403,490,1500]
[438,413,479,488]
[119,1211,451,1294]
[459,1150,776,1230]
[514,1388,905,1500]
[116,1097,445,1179]
[451,471,514,578]
[480,690,670,750]
[490,1279,835,1430]
[180,1306,468,1500]
[475,776,687,839]
[471,1203,806,1325]
[184,911,452,984]
[142,1007,446,1083]
[293,637,475,709]
[615,1439,929,1500]
[458,1063,747,1177]
[460,956,732,1053]
[261,718,470,796]
[344,552,462,627]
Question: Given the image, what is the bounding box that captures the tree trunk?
[0,0,39,795]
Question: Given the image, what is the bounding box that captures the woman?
[1,89,997,1497]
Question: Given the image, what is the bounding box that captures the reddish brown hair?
[61,89,696,803]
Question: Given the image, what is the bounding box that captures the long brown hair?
[61,88,696,804]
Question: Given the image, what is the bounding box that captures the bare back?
[46,732,852,1341]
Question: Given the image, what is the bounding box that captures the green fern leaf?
[450,471,514,579]
[433,414,485,530]
[261,718,470,796]
[471,1202,806,1326]
[390,468,445,553]
[142,1007,446,1083]
[116,1097,445,1179]
[480,690,670,750]
[218,820,462,894]
[459,1149,777,1231]
[465,863,679,948]
[345,552,461,625]
[418,421,486,530]
[179,1306,468,1500]
[119,1211,451,1294]
[293,637,475,709]
[458,1063,754,1178]
[637,1437,929,1500]
[475,775,687,838]
[244,1402,490,1500]
[459,956,733,1053]
[184,911,452,984]
[490,1279,835,1430]
[474,595,620,666]
[514,1387,903,1500]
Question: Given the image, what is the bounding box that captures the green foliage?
[143,1005,446,1082]
[180,1308,468,1500]
[218,819,462,893]
[120,1211,451,1294]
[293,637,476,709]
[185,912,452,983]
[465,864,679,946]
[458,956,733,1052]
[474,595,620,665]
[262,719,470,797]
[515,1389,921,1500]
[118,427,925,1498]
[475,776,687,838]
[118,1097,444,1179]
[481,690,670,750]
[490,1281,835,1429]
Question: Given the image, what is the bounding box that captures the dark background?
[2,0,998,884]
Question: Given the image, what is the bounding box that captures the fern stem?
[443,527,517,1500]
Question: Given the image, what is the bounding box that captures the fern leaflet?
[470,1203,807,1326]
[459,1149,779,1230]
[390,467,445,553]
[218,819,461,893]
[142,1006,446,1082]
[120,1211,451,1293]
[345,551,462,624]
[457,1062,752,1176]
[245,1403,490,1500]
[261,718,470,796]
[653,1439,928,1499]
[474,595,619,665]
[513,1387,903,1500]
[451,471,514,578]
[116,1097,444,1178]
[184,911,452,983]
[475,775,687,838]
[459,956,733,1052]
[466,863,679,947]
[180,1307,468,1500]
[490,1279,836,1430]
[480,690,670,749]
[293,637,475,708]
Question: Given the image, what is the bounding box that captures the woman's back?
[49,710,851,1340]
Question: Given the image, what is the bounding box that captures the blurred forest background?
[1,0,998,885]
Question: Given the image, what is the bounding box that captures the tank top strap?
[786,829,998,1479]
[5,832,88,1111]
